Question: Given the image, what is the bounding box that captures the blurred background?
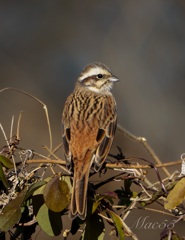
[0,1,185,239]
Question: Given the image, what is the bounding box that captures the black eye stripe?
[81,74,109,84]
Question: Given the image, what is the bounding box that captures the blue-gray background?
[0,1,185,239]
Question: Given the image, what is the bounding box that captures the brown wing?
[94,96,117,171]
[62,93,74,165]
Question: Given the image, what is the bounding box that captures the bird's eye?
[97,74,103,79]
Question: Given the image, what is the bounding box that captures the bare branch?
[117,124,171,176]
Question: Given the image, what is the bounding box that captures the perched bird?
[62,62,118,220]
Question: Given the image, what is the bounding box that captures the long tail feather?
[70,154,92,220]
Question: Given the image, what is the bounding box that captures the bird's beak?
[109,75,119,82]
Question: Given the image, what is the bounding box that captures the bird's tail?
[70,153,92,220]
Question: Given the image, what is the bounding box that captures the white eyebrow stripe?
[78,67,109,82]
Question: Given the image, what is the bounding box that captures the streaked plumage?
[62,62,118,220]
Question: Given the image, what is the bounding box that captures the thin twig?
[17,111,23,141]
[10,115,14,143]
[98,213,114,223]
[43,143,63,160]
[106,160,182,169]
[0,123,10,149]
[18,218,37,226]
[120,216,139,240]
[0,87,53,152]
[100,212,139,240]
[122,197,139,221]
[25,157,182,170]
[33,151,50,159]
[9,116,17,176]
[26,159,70,174]
[117,124,170,177]
[144,207,176,217]
[26,159,66,165]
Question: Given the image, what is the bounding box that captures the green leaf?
[0,155,14,169]
[43,176,70,212]
[0,188,27,231]
[106,209,124,240]
[32,179,63,237]
[35,203,62,236]
[81,214,105,240]
[0,163,9,189]
[92,201,101,214]
[32,177,52,197]
[25,180,46,200]
[164,178,185,210]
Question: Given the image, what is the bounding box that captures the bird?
[62,62,118,220]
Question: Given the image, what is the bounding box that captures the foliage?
[0,88,185,240]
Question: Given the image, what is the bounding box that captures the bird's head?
[77,62,119,93]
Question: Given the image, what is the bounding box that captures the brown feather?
[62,62,118,220]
